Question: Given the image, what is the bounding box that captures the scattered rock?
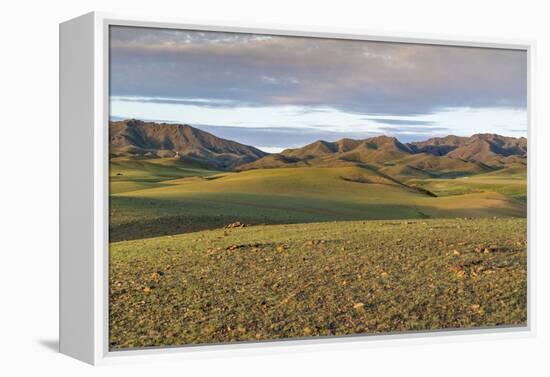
[449,266,466,279]
[225,221,248,229]
[475,245,499,254]
[150,271,164,281]
[305,239,327,246]
[226,244,250,251]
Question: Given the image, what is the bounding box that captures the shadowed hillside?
[447,134,527,165]
[408,135,469,155]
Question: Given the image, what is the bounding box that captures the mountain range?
[110,119,527,174]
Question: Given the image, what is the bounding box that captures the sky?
[109,26,527,153]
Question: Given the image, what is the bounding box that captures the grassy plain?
[110,218,527,348]
[108,156,527,349]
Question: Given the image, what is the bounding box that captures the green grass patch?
[109,165,526,241]
[109,218,527,349]
[407,173,527,201]
[110,156,221,194]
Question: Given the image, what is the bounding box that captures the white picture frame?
[59,11,536,365]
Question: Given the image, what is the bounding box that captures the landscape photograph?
[108,26,528,349]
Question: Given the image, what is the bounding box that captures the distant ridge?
[408,135,468,156]
[409,133,527,163]
[110,119,526,174]
[283,135,413,158]
[240,133,527,175]
[446,134,527,164]
[110,119,267,169]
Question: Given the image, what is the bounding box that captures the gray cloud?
[110,26,527,116]
[113,96,252,108]
[505,129,529,134]
[192,124,448,147]
[377,126,451,134]
[193,125,376,148]
[365,118,436,126]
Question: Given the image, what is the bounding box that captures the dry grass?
[109,218,527,349]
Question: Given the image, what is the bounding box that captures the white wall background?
[1,0,548,375]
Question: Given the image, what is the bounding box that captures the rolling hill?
[109,120,527,240]
[110,164,526,241]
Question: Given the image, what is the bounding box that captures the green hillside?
[379,154,494,179]
[110,162,526,242]
[109,156,221,194]
[406,169,527,202]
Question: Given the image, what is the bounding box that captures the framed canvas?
[59,12,535,365]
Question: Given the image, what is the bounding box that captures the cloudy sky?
[109,26,527,152]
